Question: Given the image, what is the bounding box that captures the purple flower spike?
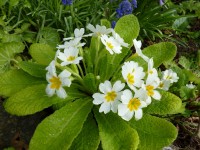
[116,0,133,18]
[62,0,73,5]
[131,0,137,8]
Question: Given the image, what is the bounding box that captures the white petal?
[60,61,70,66]
[112,80,125,92]
[87,24,96,33]
[73,57,83,64]
[92,93,104,105]
[62,78,71,87]
[99,80,112,94]
[59,70,71,78]
[99,102,111,114]
[140,101,147,108]
[146,96,152,105]
[118,104,129,116]
[121,89,132,104]
[121,111,134,121]
[152,90,161,100]
[56,87,67,99]
[58,53,67,61]
[135,109,143,120]
[111,100,120,113]
[46,84,55,97]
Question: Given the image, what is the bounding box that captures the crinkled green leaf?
[114,14,139,45]
[129,42,177,69]
[29,43,55,65]
[143,42,177,68]
[39,27,60,49]
[94,109,139,150]
[178,56,191,70]
[180,86,197,100]
[3,84,61,116]
[0,42,24,73]
[18,61,46,78]
[129,114,178,150]
[0,69,45,97]
[1,34,22,42]
[29,98,93,150]
[144,90,182,115]
[69,113,100,150]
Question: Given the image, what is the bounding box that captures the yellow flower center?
[67,56,75,61]
[159,82,164,88]
[49,76,61,90]
[149,70,153,74]
[166,75,172,80]
[128,98,141,111]
[107,42,114,49]
[146,85,154,96]
[105,91,117,102]
[127,73,134,84]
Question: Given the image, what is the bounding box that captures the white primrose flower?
[57,38,85,49]
[139,75,161,105]
[57,47,83,66]
[186,83,196,89]
[122,61,145,91]
[101,34,122,55]
[118,89,147,121]
[46,60,71,99]
[133,39,149,62]
[63,28,85,41]
[87,24,113,36]
[112,30,129,48]
[147,58,159,81]
[162,69,179,83]
[158,79,171,91]
[92,80,125,114]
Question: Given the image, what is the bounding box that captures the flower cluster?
[45,23,179,122]
[92,38,179,121]
[45,24,128,98]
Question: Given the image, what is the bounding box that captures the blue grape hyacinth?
[62,0,73,5]
[131,0,137,8]
[116,0,133,18]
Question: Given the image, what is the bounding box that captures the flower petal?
[99,102,111,114]
[135,109,143,120]
[46,84,55,97]
[92,93,104,105]
[121,111,134,121]
[112,80,125,92]
[56,87,67,99]
[118,103,129,116]
[152,90,161,100]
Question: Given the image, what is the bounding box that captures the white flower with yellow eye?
[63,28,85,41]
[139,75,161,105]
[57,47,83,66]
[118,89,147,121]
[158,79,171,91]
[133,39,149,62]
[162,69,179,83]
[92,80,125,114]
[87,24,113,36]
[101,34,122,55]
[147,58,159,81]
[122,61,145,91]
[46,61,71,99]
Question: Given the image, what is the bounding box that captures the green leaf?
[178,56,191,69]
[29,98,93,150]
[129,114,178,150]
[69,113,100,150]
[114,14,139,45]
[180,86,197,100]
[18,61,46,78]
[29,43,55,65]
[0,42,24,73]
[94,109,139,150]
[39,27,60,49]
[9,0,19,7]
[0,69,45,97]
[144,90,182,115]
[128,42,177,69]
[3,84,61,116]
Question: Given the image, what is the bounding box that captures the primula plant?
[1,15,183,150]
